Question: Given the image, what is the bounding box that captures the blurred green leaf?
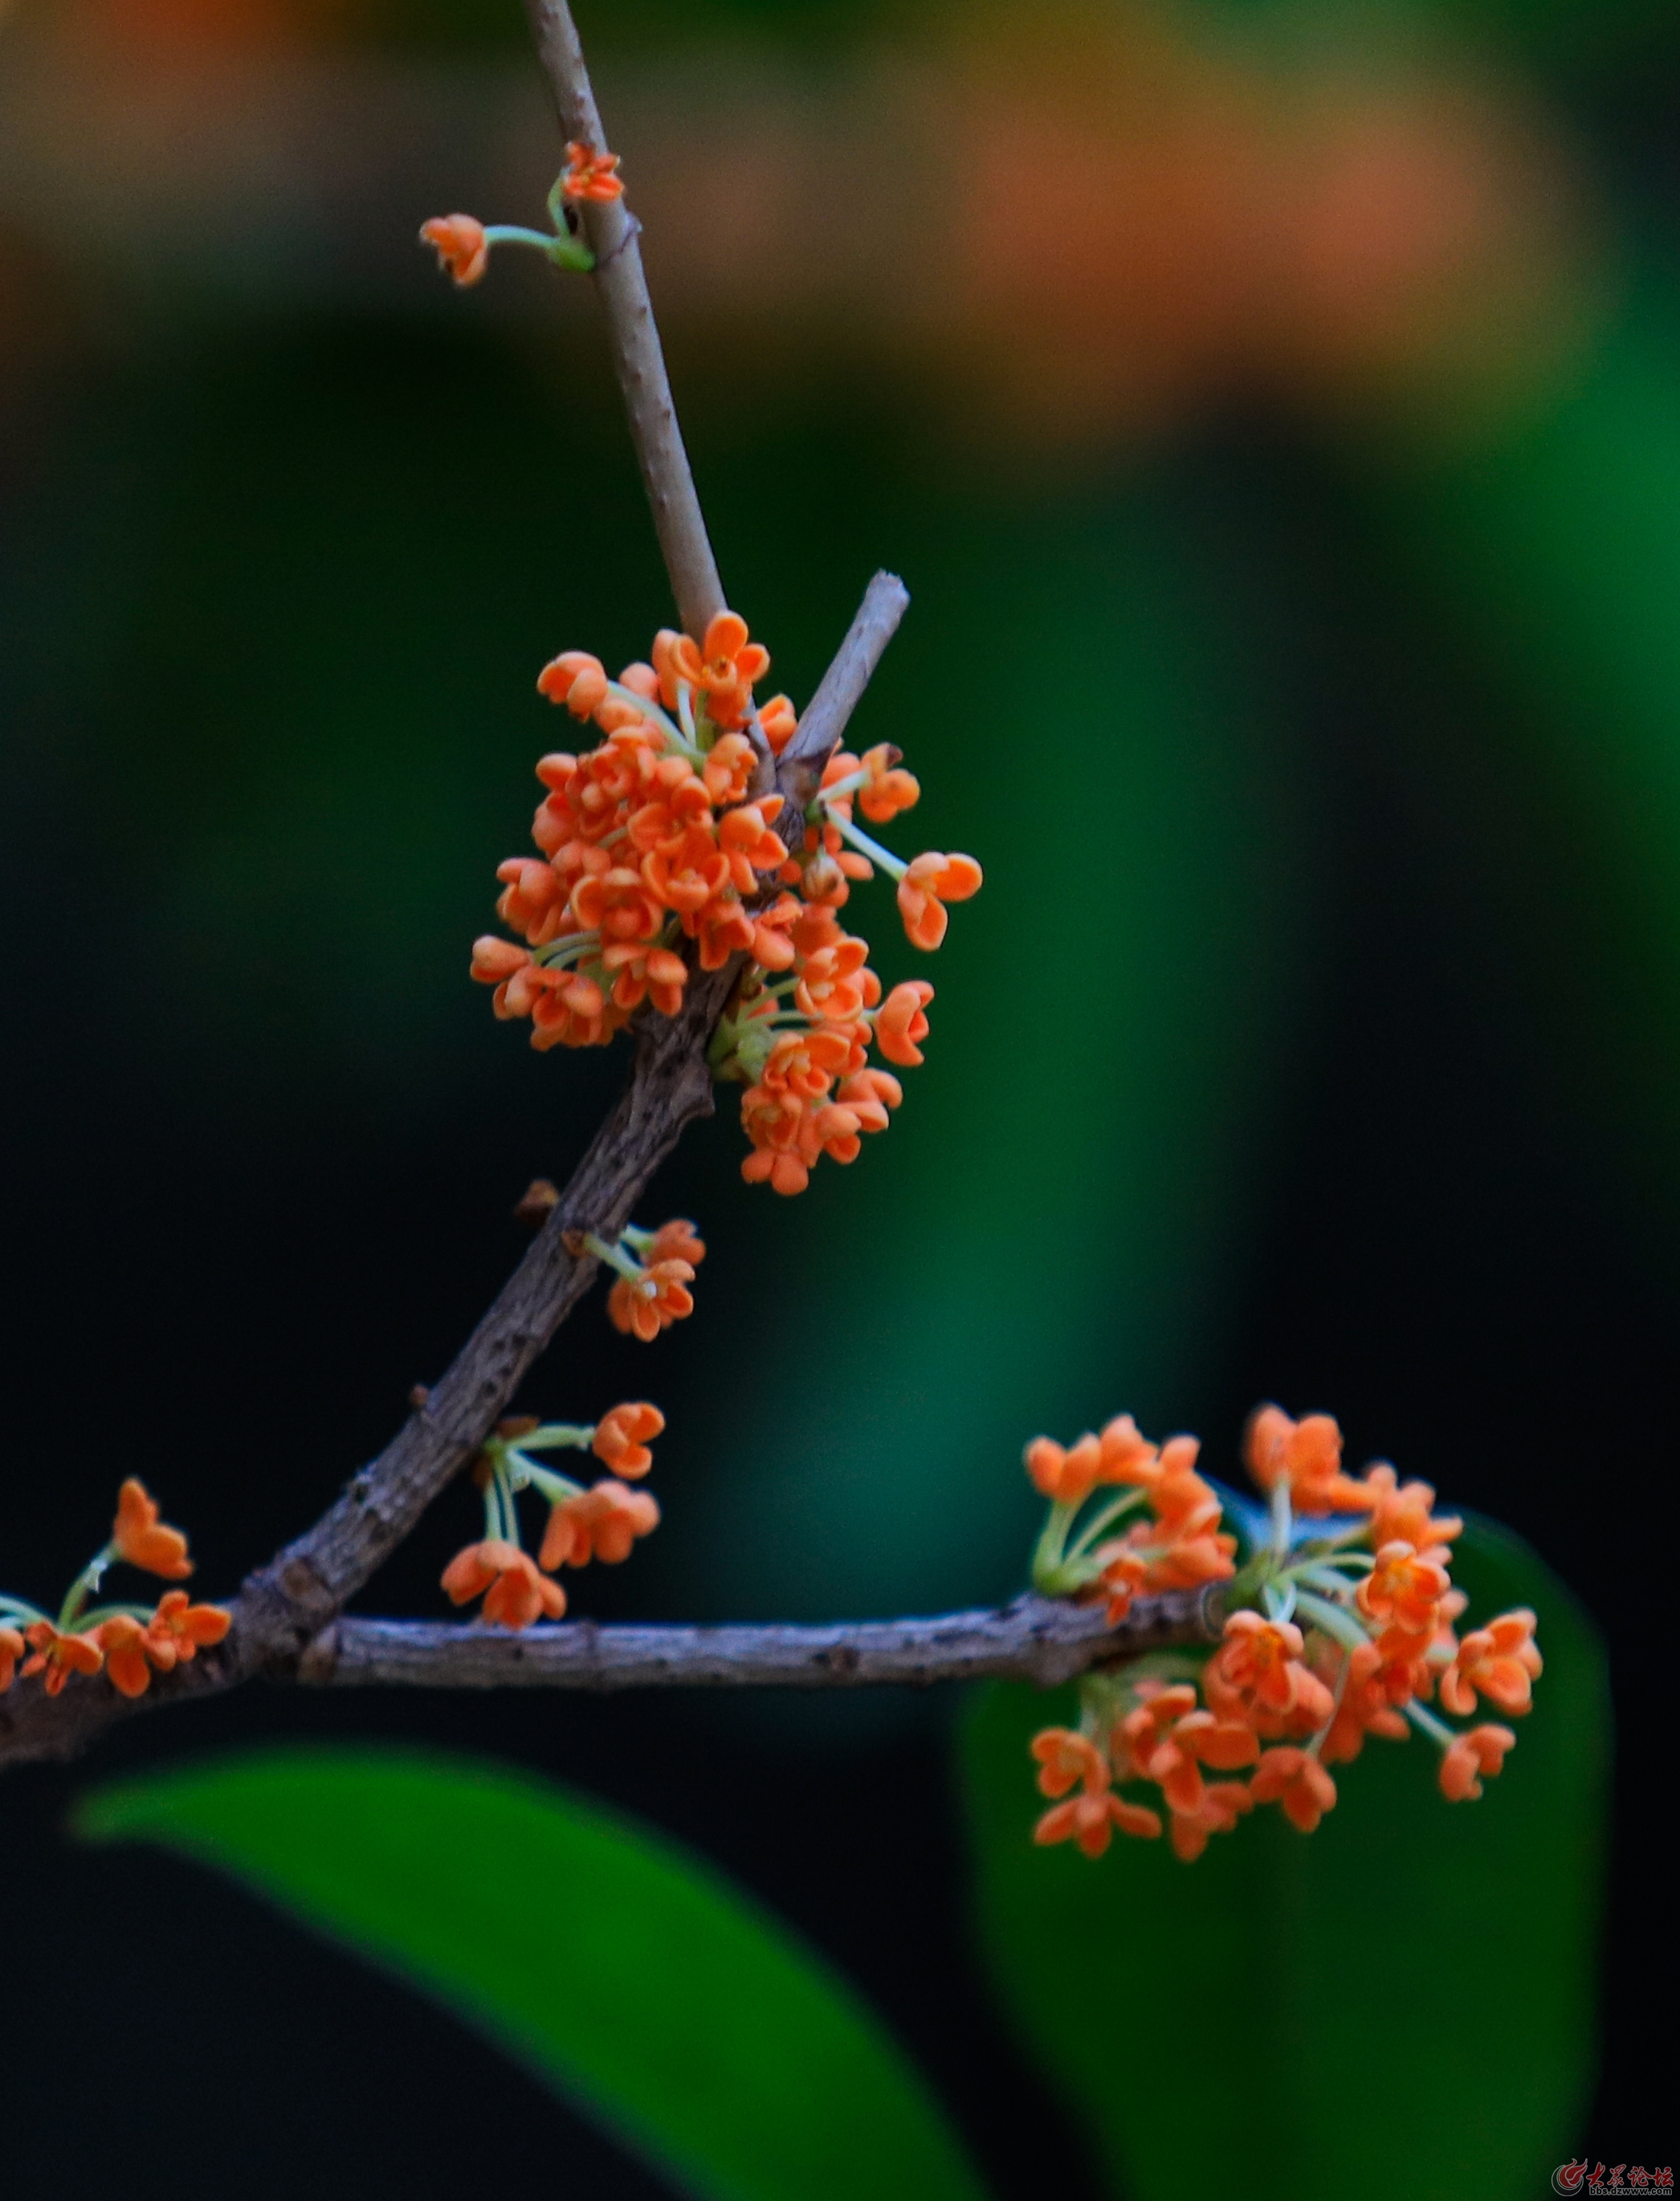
[77,1747,987,2201]
[958,1518,1607,2201]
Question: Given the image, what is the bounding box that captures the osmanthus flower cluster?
[439,1400,667,1628]
[1026,1405,1543,1861]
[0,1480,229,1705]
[426,141,981,1201]
[467,611,980,1199]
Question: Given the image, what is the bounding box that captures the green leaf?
[958,1517,1607,2201]
[76,1747,987,2201]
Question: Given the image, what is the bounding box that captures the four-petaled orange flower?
[95,1613,157,1698]
[1250,1747,1339,1832]
[1356,1539,1451,1638]
[1439,1608,1542,1718]
[1034,1789,1163,1858]
[606,1257,696,1343]
[21,1621,103,1696]
[144,1590,231,1666]
[539,1481,660,1571]
[1030,1726,1108,1798]
[562,141,624,203]
[1244,1404,1374,1515]
[1439,1722,1517,1801]
[420,214,488,287]
[112,1478,194,1579]
[896,852,982,952]
[592,1401,665,1478]
[0,1625,24,1692]
[442,1540,567,1630]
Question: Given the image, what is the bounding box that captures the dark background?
[2,0,1674,2187]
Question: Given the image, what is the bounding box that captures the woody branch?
[0,3,989,1772]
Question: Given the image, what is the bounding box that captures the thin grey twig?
[522,0,725,640]
[771,570,911,831]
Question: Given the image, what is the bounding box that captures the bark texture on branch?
[771,569,910,836]
[0,9,938,1780]
[301,1589,1223,1691]
[523,0,724,641]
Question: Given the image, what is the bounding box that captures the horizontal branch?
[301,1589,1223,1692]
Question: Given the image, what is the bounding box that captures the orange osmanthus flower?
[1244,1404,1373,1515]
[145,1590,231,1666]
[1025,1433,1106,1507]
[876,980,935,1067]
[0,1625,25,1692]
[1439,1608,1542,1718]
[1168,1779,1254,1861]
[420,214,488,286]
[857,744,920,824]
[1250,1747,1339,1832]
[21,1622,103,1695]
[539,1480,660,1570]
[896,851,982,952]
[441,1540,566,1629]
[1355,1461,1463,1554]
[95,1613,157,1698]
[606,1258,696,1343]
[111,1478,194,1579]
[1034,1788,1163,1858]
[562,141,624,202]
[1439,1722,1518,1801]
[1356,1540,1452,1636]
[1206,1611,1335,1730]
[591,1401,665,1478]
[1030,1726,1109,1798]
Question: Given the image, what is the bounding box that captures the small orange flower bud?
[420,214,488,286]
[111,1478,194,1579]
[472,936,533,985]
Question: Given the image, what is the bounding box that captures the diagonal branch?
[0,571,909,1773]
[523,0,724,640]
[0,5,956,1779]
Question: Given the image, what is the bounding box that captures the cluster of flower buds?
[421,141,624,287]
[470,608,980,1196]
[0,1480,230,1702]
[1026,1405,1541,1861]
[440,1401,667,1628]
